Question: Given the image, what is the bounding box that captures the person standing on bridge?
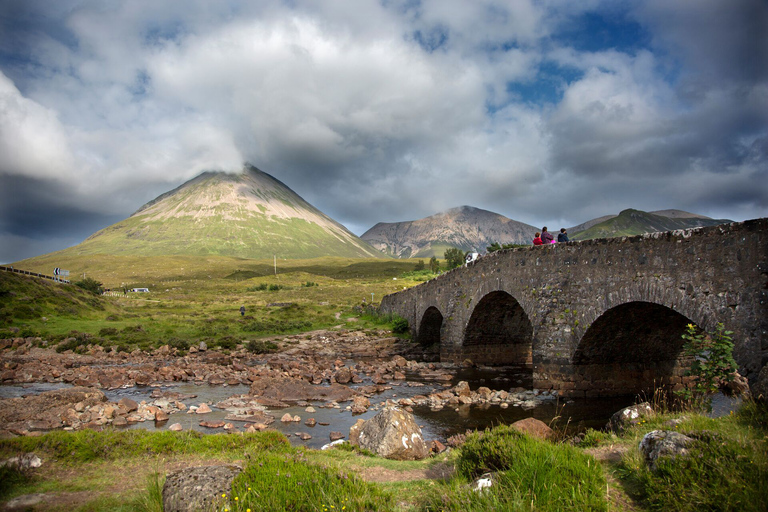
[541,227,554,244]
[533,232,543,245]
[558,228,569,242]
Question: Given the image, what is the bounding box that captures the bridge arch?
[460,290,534,367]
[416,306,444,348]
[572,301,694,396]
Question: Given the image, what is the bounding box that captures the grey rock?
[355,407,429,460]
[607,402,654,433]
[639,430,693,469]
[162,464,242,512]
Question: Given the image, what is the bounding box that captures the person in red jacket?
[533,232,543,245]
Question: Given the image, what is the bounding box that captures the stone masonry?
[380,219,768,397]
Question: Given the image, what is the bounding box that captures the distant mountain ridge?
[570,209,733,241]
[361,206,537,258]
[64,165,383,259]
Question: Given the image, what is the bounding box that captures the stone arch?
[416,306,443,348]
[461,290,534,367]
[572,301,695,397]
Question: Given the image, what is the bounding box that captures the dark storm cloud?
[0,175,121,239]
[0,0,766,263]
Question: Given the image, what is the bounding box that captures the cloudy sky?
[1,0,766,263]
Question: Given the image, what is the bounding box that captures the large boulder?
[162,464,242,512]
[511,417,553,440]
[607,402,654,433]
[638,430,693,469]
[353,407,429,460]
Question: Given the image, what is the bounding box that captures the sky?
[1,0,767,263]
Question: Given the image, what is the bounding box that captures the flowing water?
[1,367,641,450]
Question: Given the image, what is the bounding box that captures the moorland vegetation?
[1,255,766,511]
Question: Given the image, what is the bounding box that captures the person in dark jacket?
[541,227,554,244]
[557,228,569,242]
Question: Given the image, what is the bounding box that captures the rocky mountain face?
[361,206,538,258]
[71,165,383,259]
[570,209,733,241]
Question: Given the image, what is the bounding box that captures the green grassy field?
[1,256,436,349]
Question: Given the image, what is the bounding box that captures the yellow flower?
[235,497,239,501]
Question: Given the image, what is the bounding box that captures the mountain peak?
[73,165,383,259]
[361,206,537,258]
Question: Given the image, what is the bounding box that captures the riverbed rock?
[162,464,242,512]
[0,386,107,434]
[353,407,429,460]
[249,376,358,402]
[639,430,694,469]
[607,402,654,433]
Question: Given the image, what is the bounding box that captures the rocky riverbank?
[0,330,557,440]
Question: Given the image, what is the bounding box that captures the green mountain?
[59,165,384,260]
[570,209,732,240]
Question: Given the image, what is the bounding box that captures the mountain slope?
[570,209,732,240]
[361,206,538,258]
[63,165,383,259]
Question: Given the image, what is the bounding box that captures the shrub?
[247,283,268,292]
[444,247,466,269]
[167,337,190,351]
[74,277,104,295]
[391,315,409,334]
[246,340,279,354]
[676,323,737,409]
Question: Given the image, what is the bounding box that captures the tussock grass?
[419,425,608,512]
[227,450,394,511]
[614,400,768,512]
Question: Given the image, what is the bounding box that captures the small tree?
[444,247,465,269]
[74,277,103,295]
[676,322,738,409]
[414,260,425,271]
[429,256,440,273]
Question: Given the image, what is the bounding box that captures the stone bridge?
[380,219,768,397]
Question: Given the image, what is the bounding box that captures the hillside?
[0,271,114,335]
[361,206,537,258]
[46,165,383,260]
[571,209,732,240]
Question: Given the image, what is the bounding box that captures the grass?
[1,255,435,351]
[613,400,768,512]
[417,425,608,512]
[0,402,766,511]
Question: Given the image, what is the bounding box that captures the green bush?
[247,283,268,292]
[73,277,104,295]
[676,323,738,409]
[246,340,279,354]
[391,315,409,334]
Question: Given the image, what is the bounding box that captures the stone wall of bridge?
[380,218,768,397]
